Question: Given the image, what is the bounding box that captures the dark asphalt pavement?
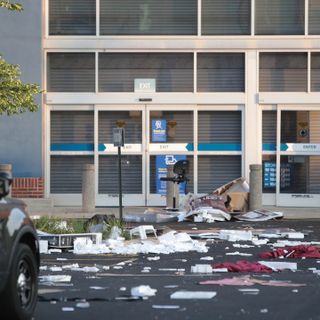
[35,220,320,320]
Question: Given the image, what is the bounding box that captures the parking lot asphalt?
[35,220,320,320]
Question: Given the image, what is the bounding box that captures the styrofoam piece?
[131,285,157,297]
[281,232,305,239]
[190,264,213,274]
[225,251,252,257]
[130,225,157,240]
[39,275,72,283]
[39,240,49,254]
[219,230,253,242]
[170,291,217,299]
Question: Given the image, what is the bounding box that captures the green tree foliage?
[0,56,41,115]
[0,2,42,115]
[0,1,23,11]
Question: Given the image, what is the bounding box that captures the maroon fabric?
[259,245,320,259]
[212,260,274,273]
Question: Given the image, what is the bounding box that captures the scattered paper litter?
[39,275,72,283]
[212,268,229,273]
[73,231,208,255]
[258,261,297,271]
[170,291,217,299]
[152,305,180,309]
[90,286,107,290]
[76,301,90,309]
[164,285,179,288]
[191,264,213,274]
[281,232,305,239]
[62,263,79,270]
[71,266,100,273]
[147,256,160,261]
[252,239,269,246]
[260,309,268,313]
[39,240,48,254]
[48,249,62,254]
[238,288,260,295]
[159,268,185,272]
[49,266,63,272]
[233,244,255,249]
[40,266,48,271]
[219,230,253,242]
[226,251,252,257]
[131,285,157,297]
[200,256,214,261]
[56,258,68,261]
[62,307,74,312]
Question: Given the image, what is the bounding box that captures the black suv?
[0,172,39,320]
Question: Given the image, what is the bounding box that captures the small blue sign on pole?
[156,155,187,195]
[152,119,167,142]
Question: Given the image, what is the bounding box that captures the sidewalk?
[27,203,320,220]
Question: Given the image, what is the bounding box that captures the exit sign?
[134,79,156,93]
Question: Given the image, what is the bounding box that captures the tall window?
[100,0,197,35]
[49,0,96,35]
[259,53,307,92]
[202,0,251,35]
[255,0,304,35]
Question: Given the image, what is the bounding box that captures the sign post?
[113,128,125,221]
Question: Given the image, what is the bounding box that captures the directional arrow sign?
[99,144,142,152]
[149,143,194,152]
[281,143,320,152]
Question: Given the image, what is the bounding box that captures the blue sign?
[263,161,276,188]
[152,119,167,142]
[156,155,187,195]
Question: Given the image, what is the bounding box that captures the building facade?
[1,0,320,207]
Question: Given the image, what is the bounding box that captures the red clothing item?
[213,260,274,273]
[259,245,320,259]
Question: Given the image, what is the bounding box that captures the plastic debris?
[190,264,213,274]
[131,285,157,297]
[39,275,72,283]
[152,305,180,309]
[170,291,217,299]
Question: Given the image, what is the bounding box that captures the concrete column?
[0,164,12,196]
[249,164,262,211]
[166,165,179,209]
[82,164,95,213]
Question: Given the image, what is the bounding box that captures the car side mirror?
[0,172,12,199]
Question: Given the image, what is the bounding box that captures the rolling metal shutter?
[47,53,95,92]
[49,0,96,35]
[98,53,193,92]
[51,111,94,144]
[198,111,241,144]
[150,111,193,143]
[311,53,320,92]
[98,111,142,144]
[100,0,197,35]
[309,0,320,35]
[197,53,245,92]
[255,0,304,35]
[149,156,194,194]
[259,53,307,92]
[50,156,94,193]
[309,112,320,193]
[202,0,250,35]
[99,155,142,194]
[262,111,276,148]
[198,156,242,193]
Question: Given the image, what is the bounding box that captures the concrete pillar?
[166,165,179,209]
[82,164,95,213]
[0,164,12,196]
[249,164,262,211]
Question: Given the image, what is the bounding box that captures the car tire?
[0,243,38,320]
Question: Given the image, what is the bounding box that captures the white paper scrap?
[225,251,252,257]
[39,275,72,283]
[190,264,213,274]
[39,240,48,254]
[170,291,216,300]
[131,285,157,297]
[152,305,180,309]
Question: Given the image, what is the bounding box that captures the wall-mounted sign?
[156,155,187,195]
[99,144,141,153]
[134,79,156,93]
[281,143,320,152]
[149,143,194,152]
[152,119,166,142]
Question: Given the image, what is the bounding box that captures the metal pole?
[118,146,123,221]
